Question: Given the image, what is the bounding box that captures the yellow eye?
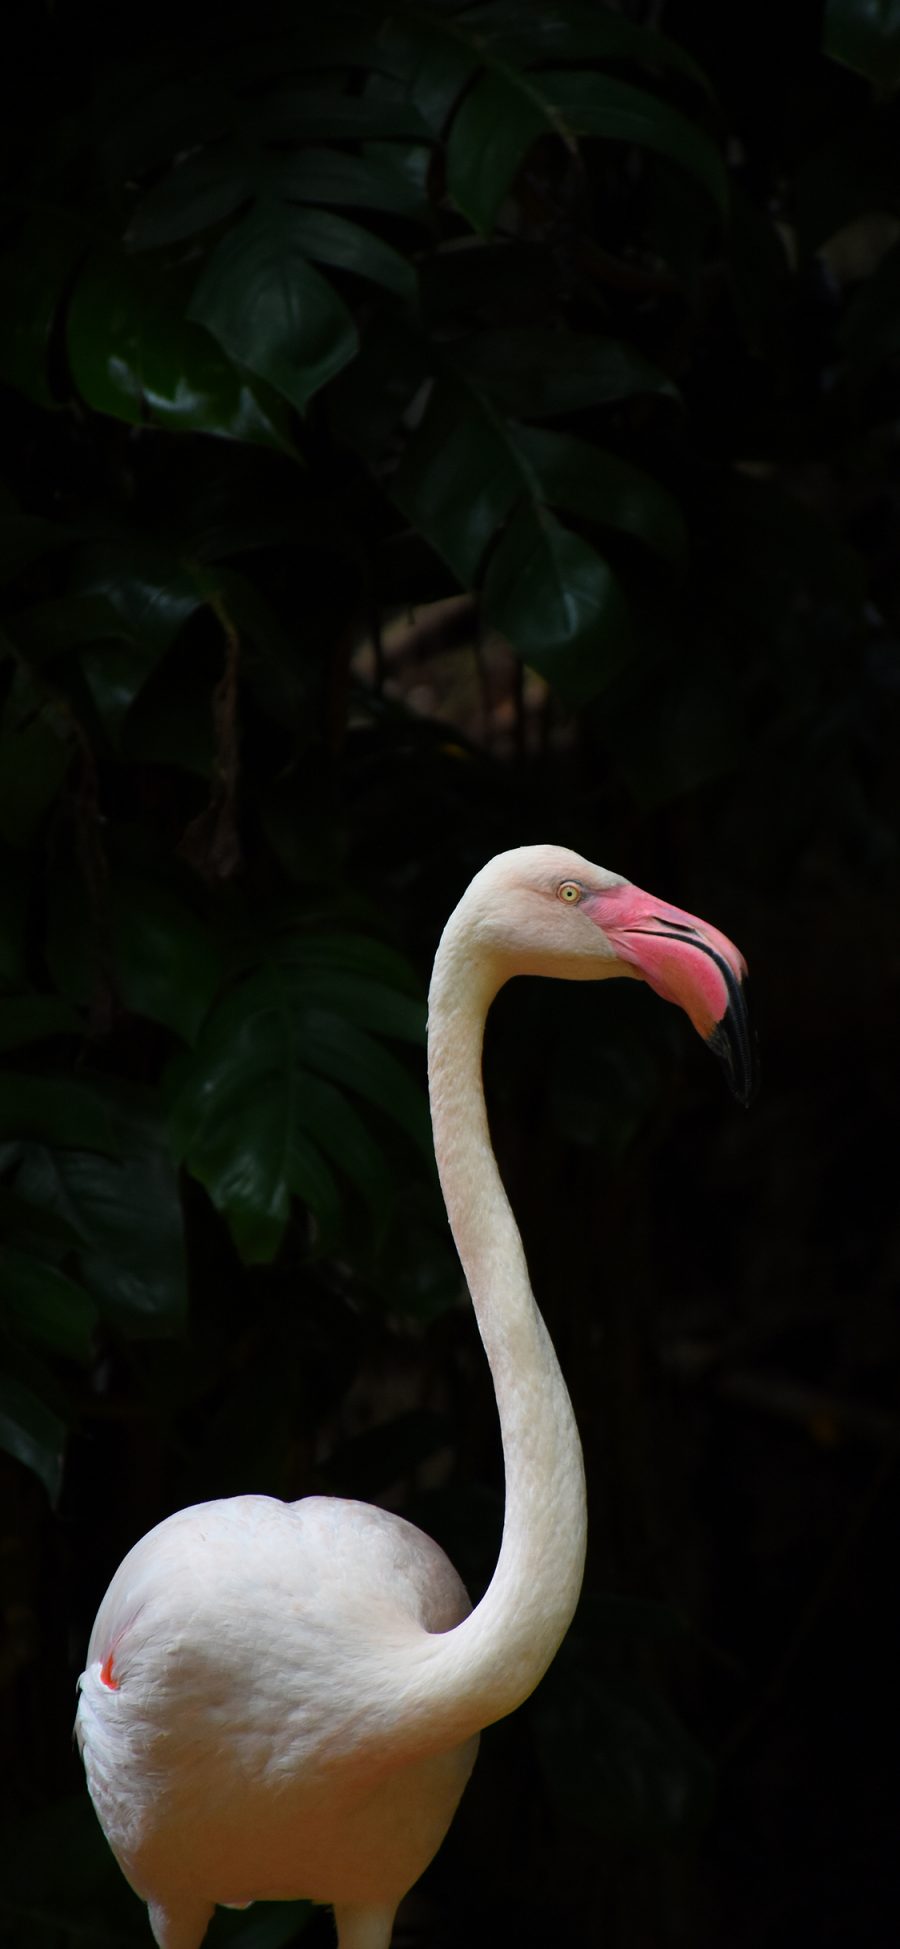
[557,881,583,904]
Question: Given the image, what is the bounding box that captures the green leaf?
[391,375,523,583]
[273,966,426,1042]
[273,933,423,996]
[825,0,900,88]
[267,145,429,219]
[391,374,637,699]
[125,144,254,250]
[297,1009,430,1150]
[288,1072,394,1227]
[47,868,222,1043]
[514,427,688,564]
[52,540,209,733]
[112,876,222,1043]
[185,1089,296,1265]
[370,18,478,133]
[276,208,417,299]
[464,0,715,96]
[446,66,566,234]
[451,328,679,416]
[170,942,430,1263]
[482,501,632,704]
[68,248,294,452]
[189,203,359,413]
[0,1248,98,1363]
[539,69,727,212]
[0,1374,65,1502]
[11,1108,188,1335]
[440,6,721,232]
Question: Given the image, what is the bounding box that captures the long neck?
[398,915,587,1747]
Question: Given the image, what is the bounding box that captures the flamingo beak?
[582,885,758,1106]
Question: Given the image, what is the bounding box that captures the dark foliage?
[1,0,898,1943]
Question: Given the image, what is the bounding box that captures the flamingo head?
[457,844,757,1106]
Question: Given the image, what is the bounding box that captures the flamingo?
[76,845,754,1949]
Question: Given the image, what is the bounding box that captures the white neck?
[394,907,587,1749]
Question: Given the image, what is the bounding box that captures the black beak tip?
[707,977,759,1108]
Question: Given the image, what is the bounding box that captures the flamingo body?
[77,846,753,1949]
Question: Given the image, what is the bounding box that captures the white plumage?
[77,846,752,1949]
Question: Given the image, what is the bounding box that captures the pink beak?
[582,882,757,1105]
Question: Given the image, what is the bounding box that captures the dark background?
[1,2,898,1944]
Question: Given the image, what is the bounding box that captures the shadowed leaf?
[189,203,359,413]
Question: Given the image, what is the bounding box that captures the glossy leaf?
[267,145,429,219]
[112,878,222,1043]
[464,0,715,96]
[286,1072,394,1227]
[391,372,637,698]
[514,427,688,564]
[539,70,727,212]
[46,868,222,1044]
[53,541,209,733]
[271,931,425,999]
[0,1374,65,1502]
[170,941,429,1263]
[68,250,294,451]
[125,144,255,250]
[391,376,524,583]
[372,17,478,132]
[482,501,632,704]
[189,204,359,413]
[446,66,566,234]
[183,1085,311,1265]
[11,1115,188,1335]
[825,0,900,87]
[278,208,417,299]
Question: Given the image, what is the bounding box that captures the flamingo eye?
[557,882,583,904]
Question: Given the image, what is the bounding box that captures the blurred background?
[1,0,898,1943]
